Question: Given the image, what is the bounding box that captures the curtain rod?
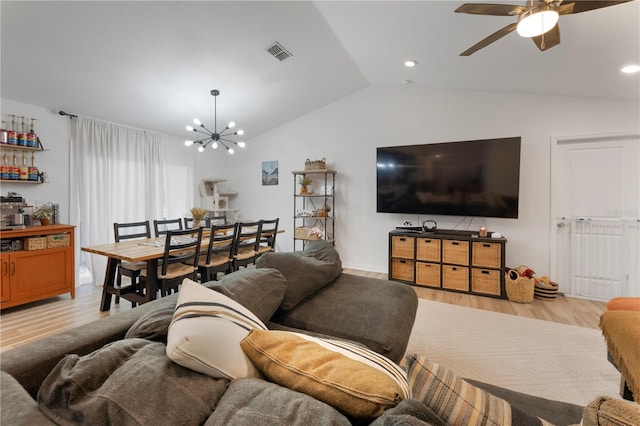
[58,110,77,119]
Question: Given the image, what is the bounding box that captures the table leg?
[99,257,119,311]
[144,259,159,302]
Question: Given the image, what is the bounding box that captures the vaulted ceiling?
[2,1,638,139]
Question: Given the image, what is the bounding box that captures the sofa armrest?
[1,293,179,398]
[1,371,55,425]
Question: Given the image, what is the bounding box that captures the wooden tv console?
[388,229,507,299]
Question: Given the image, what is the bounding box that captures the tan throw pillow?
[166,279,267,380]
[240,329,408,420]
[582,396,640,426]
[406,353,552,426]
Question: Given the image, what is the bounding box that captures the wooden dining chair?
[232,221,263,271]
[142,227,203,297]
[256,218,279,259]
[183,217,211,229]
[197,223,238,282]
[109,221,152,307]
[153,218,183,237]
[208,214,227,225]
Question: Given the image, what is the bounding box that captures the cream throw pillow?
[166,278,267,380]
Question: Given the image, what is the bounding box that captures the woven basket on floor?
[505,268,535,303]
[534,280,559,301]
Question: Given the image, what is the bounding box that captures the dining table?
[82,228,284,311]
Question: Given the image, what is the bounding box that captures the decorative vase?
[192,219,201,229]
[40,217,51,226]
[300,186,308,194]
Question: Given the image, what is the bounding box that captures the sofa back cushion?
[256,240,342,310]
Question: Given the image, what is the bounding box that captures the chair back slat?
[114,221,151,242]
[184,217,212,229]
[154,218,183,237]
[206,223,237,263]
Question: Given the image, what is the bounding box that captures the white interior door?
[550,134,640,300]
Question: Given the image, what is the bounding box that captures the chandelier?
[184,89,245,154]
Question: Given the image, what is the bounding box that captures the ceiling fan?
[455,0,632,56]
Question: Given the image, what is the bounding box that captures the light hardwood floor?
[0,268,606,353]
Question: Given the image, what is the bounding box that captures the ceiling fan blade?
[460,22,518,56]
[561,0,633,14]
[532,24,561,51]
[455,3,527,16]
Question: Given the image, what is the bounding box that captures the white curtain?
[71,117,195,285]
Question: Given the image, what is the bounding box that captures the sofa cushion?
[370,399,447,426]
[205,267,288,322]
[271,273,418,363]
[255,240,342,310]
[166,279,267,380]
[240,329,408,420]
[405,354,552,426]
[125,296,177,343]
[204,378,351,425]
[37,338,228,425]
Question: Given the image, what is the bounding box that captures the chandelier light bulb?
[186,125,194,131]
[184,140,194,146]
[212,142,218,149]
[516,8,559,37]
[236,129,244,136]
[229,148,235,155]
[238,142,246,148]
[193,118,201,126]
[198,145,205,152]
[228,121,236,128]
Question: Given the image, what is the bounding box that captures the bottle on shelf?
[1,151,9,180]
[11,150,19,180]
[27,118,38,148]
[18,116,28,147]
[29,151,39,181]
[7,114,17,145]
[0,120,7,144]
[19,152,29,180]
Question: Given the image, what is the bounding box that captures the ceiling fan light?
[516,9,559,38]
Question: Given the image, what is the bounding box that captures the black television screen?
[376,137,521,218]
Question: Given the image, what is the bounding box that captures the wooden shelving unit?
[292,169,336,250]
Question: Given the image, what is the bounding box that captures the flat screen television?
[376,137,521,218]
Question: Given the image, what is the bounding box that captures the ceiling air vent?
[265,42,293,62]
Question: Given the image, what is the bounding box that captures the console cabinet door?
[0,254,10,303]
[11,248,73,304]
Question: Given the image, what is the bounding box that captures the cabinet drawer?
[391,236,414,259]
[471,268,501,296]
[391,259,414,282]
[472,242,502,268]
[416,238,440,262]
[442,265,469,291]
[442,240,469,265]
[416,262,440,288]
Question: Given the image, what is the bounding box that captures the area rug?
[405,298,620,406]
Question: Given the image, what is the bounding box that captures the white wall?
[1,99,71,222]
[225,86,640,278]
[5,88,639,281]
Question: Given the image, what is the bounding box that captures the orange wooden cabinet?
[0,224,75,309]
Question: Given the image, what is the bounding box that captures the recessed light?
[620,64,640,74]
[404,60,417,68]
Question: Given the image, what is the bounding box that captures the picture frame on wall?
[262,160,278,186]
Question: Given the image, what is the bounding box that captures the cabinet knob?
[452,241,459,246]
[483,243,491,248]
[399,238,406,242]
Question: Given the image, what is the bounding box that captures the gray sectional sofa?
[1,241,634,425]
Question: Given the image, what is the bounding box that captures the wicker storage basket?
[304,158,326,171]
[505,267,535,303]
[46,233,71,248]
[534,280,559,301]
[24,236,47,251]
[294,226,320,240]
